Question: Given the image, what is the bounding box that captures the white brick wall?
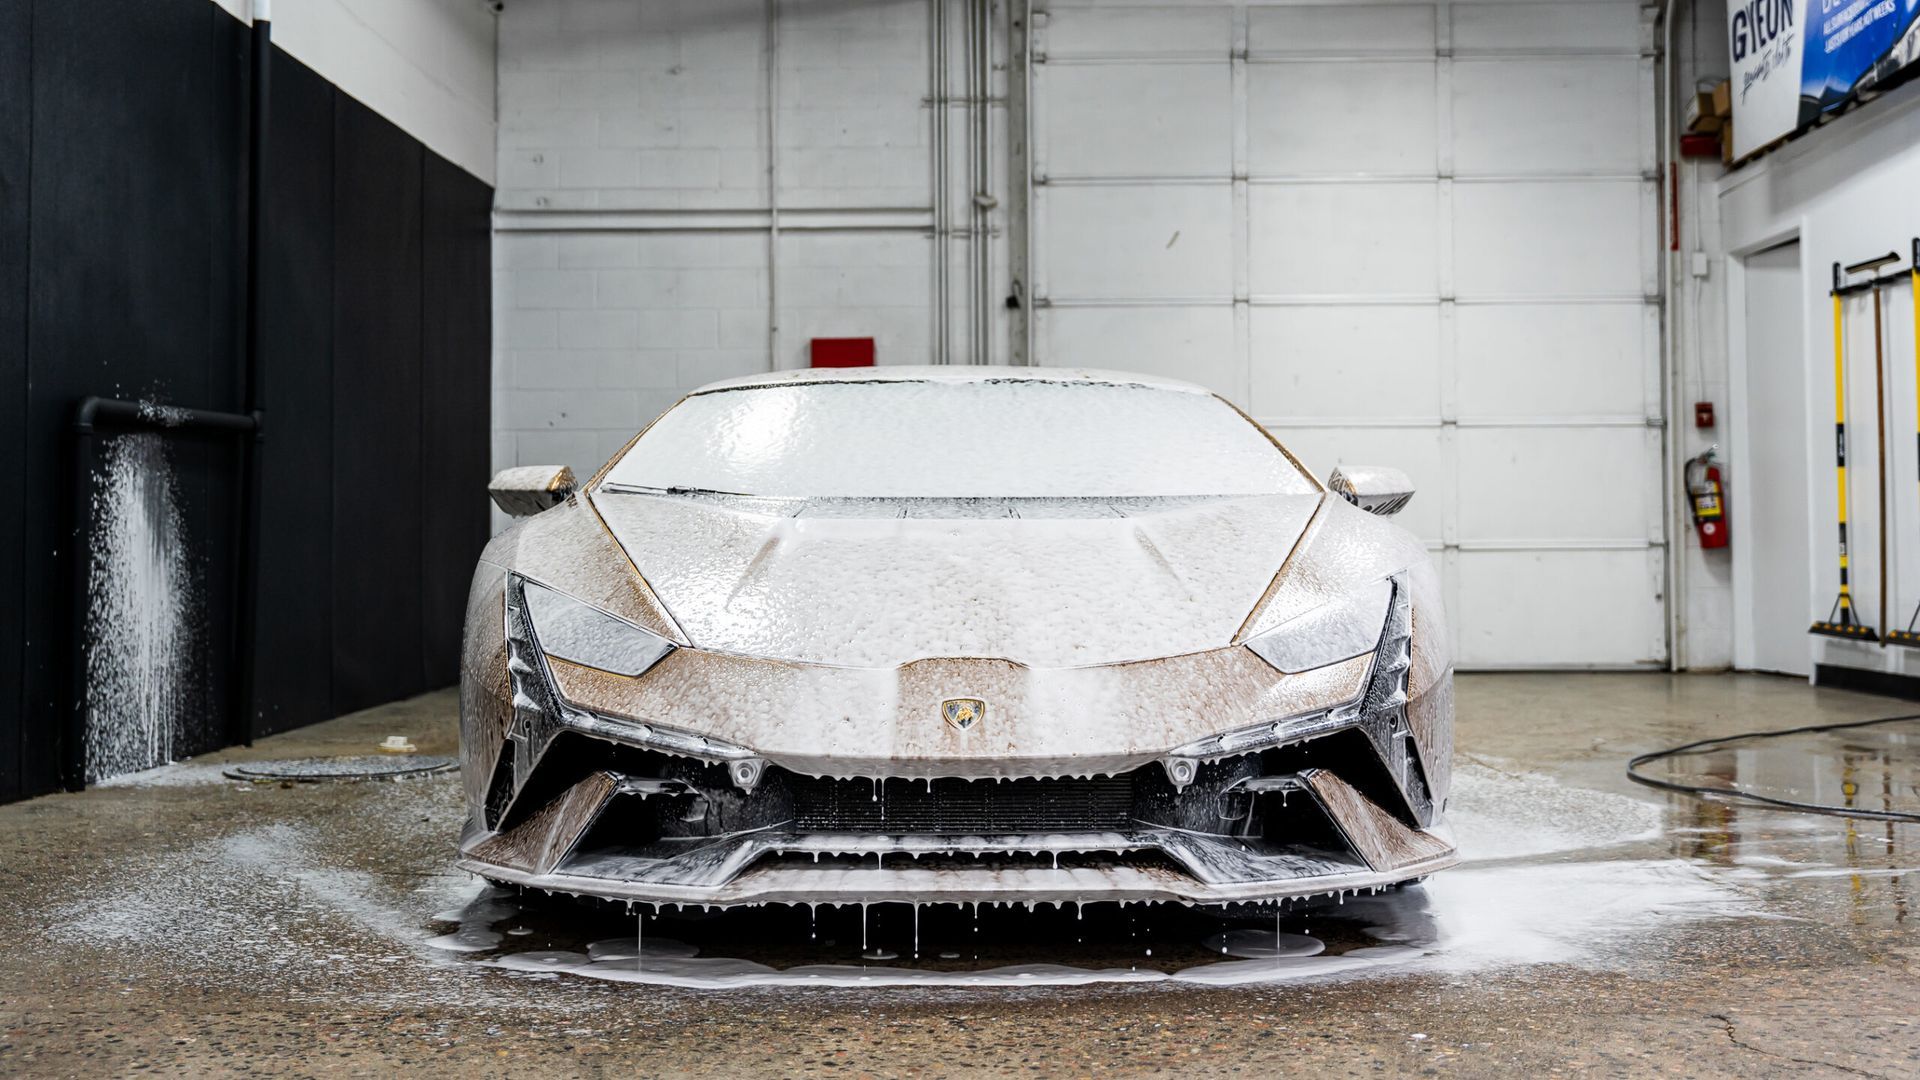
[492,0,1000,509]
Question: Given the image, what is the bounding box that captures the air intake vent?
[789,775,1136,833]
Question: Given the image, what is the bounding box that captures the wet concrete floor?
[3,672,1919,1076]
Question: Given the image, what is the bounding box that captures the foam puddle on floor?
[444,853,1755,990]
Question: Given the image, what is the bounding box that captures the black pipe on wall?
[231,8,273,751]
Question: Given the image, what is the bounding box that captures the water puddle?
[1641,716,1920,820]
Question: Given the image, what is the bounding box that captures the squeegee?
[1813,261,1878,642]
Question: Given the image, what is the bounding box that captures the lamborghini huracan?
[458,367,1455,908]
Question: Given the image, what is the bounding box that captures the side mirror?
[1327,465,1414,517]
[489,465,577,518]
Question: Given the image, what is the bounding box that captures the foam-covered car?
[458,367,1454,908]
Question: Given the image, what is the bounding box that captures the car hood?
[589,490,1324,669]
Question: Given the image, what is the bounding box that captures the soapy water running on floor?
[431,853,1752,989]
[40,756,1915,1001]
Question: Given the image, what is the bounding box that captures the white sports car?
[458,367,1454,909]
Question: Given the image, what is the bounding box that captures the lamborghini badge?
[942,698,985,731]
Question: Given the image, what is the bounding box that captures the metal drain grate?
[223,755,457,782]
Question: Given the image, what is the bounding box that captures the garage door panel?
[1455,550,1663,667]
[1453,59,1641,174]
[1249,305,1441,421]
[1031,1,1663,669]
[1451,3,1641,52]
[1248,61,1437,175]
[1042,306,1237,397]
[1456,302,1647,418]
[1044,185,1232,298]
[1046,5,1231,57]
[1267,426,1446,544]
[1457,426,1650,542]
[1250,182,1437,296]
[1247,4,1436,56]
[1049,63,1232,177]
[1453,180,1642,297]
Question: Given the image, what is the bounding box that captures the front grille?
[789,774,1136,833]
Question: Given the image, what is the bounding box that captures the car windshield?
[600,378,1317,499]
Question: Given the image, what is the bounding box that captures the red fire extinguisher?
[1686,447,1729,549]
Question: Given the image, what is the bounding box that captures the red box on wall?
[811,337,875,368]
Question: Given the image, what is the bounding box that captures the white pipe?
[1659,0,1684,671]
[964,0,979,364]
[766,0,782,371]
[934,0,950,364]
[975,0,992,365]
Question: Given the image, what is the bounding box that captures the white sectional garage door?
[1030,0,1665,668]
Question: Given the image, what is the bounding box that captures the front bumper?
[456,573,1454,908]
[458,809,1457,908]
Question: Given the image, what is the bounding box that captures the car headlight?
[1163,574,1408,783]
[520,577,675,678]
[1243,577,1393,674]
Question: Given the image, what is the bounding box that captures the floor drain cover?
[223,755,457,783]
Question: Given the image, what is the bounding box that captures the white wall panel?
[1245,4,1436,55]
[1048,64,1233,177]
[1042,307,1238,396]
[1451,3,1641,52]
[1452,59,1642,174]
[1455,550,1664,667]
[1247,62,1438,175]
[1249,182,1438,297]
[1455,303,1646,418]
[1249,305,1442,421]
[1456,426,1650,542]
[1453,180,1644,297]
[1044,5,1231,56]
[1045,185,1233,298]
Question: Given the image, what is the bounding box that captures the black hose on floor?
[1626,713,1920,823]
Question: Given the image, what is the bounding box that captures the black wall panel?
[253,50,336,738]
[421,156,494,686]
[23,0,243,785]
[331,101,426,716]
[1,0,492,799]
[0,0,31,803]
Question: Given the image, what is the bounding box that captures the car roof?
[687,365,1214,397]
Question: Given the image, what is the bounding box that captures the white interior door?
[1734,241,1812,676]
[1029,1,1666,668]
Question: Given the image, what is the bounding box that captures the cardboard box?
[1721,119,1735,165]
[1685,92,1724,133]
[1711,79,1731,119]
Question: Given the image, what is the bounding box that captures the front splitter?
[456,844,1458,909]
